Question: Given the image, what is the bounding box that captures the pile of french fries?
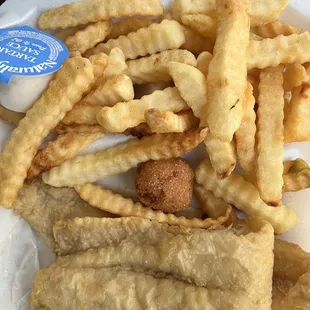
[1,0,310,235]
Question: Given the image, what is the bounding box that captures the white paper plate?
[1,0,310,309]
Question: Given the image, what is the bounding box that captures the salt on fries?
[86,20,185,60]
[38,0,164,30]
[0,57,94,209]
[125,50,197,85]
[97,87,188,133]
[195,160,298,234]
[257,66,284,206]
[75,183,232,229]
[27,132,103,181]
[145,109,198,133]
[65,21,112,54]
[42,129,207,187]
[203,0,250,142]
[62,103,102,125]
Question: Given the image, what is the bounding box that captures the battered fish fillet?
[13,179,111,250]
[52,217,274,309]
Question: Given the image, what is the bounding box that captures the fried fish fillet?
[13,179,111,250]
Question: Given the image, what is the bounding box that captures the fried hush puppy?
[136,158,194,213]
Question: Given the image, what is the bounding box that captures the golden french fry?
[27,132,103,180]
[283,159,310,192]
[197,51,212,78]
[88,53,109,79]
[38,0,164,30]
[248,33,310,70]
[97,87,188,133]
[235,83,256,173]
[86,20,185,60]
[252,20,303,39]
[0,57,94,209]
[168,61,207,120]
[182,14,217,40]
[195,159,299,234]
[194,184,235,223]
[42,129,207,187]
[62,103,102,125]
[53,26,81,41]
[125,50,197,85]
[204,134,236,179]
[284,63,308,92]
[145,109,199,133]
[82,74,134,106]
[75,183,232,229]
[123,123,153,139]
[65,21,112,54]
[257,66,284,206]
[106,17,155,41]
[0,104,24,126]
[181,26,214,55]
[202,0,250,142]
[55,123,105,135]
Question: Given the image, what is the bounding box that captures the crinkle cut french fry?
[38,0,164,30]
[97,87,188,133]
[197,52,212,78]
[203,0,250,142]
[55,123,105,135]
[168,61,207,120]
[182,14,217,40]
[195,159,299,234]
[0,104,24,126]
[204,134,236,179]
[62,103,102,125]
[65,21,112,54]
[252,20,303,39]
[75,183,232,229]
[257,66,284,206]
[27,132,103,180]
[86,20,185,60]
[182,26,214,55]
[125,50,197,85]
[82,74,134,106]
[0,57,94,209]
[248,33,310,70]
[88,53,109,79]
[145,109,199,134]
[53,26,81,42]
[283,64,308,92]
[106,18,155,41]
[235,83,257,173]
[42,129,207,187]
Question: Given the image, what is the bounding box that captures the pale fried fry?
[65,21,112,54]
[252,20,303,39]
[168,61,207,120]
[82,74,134,106]
[125,50,196,85]
[53,26,81,41]
[204,134,236,179]
[86,20,185,60]
[0,104,24,126]
[106,17,155,41]
[55,123,105,135]
[194,184,234,222]
[284,64,308,91]
[145,109,198,133]
[0,58,94,209]
[257,66,284,206]
[182,26,214,55]
[27,132,103,180]
[248,33,310,70]
[88,53,109,79]
[195,159,299,234]
[202,0,250,142]
[62,103,101,125]
[235,83,256,173]
[182,14,217,40]
[197,51,212,77]
[42,129,207,187]
[38,0,164,30]
[75,183,232,229]
[97,87,188,133]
